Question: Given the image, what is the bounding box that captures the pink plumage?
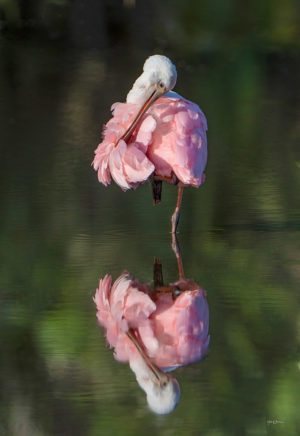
[93,93,207,190]
[93,104,156,190]
[93,271,210,369]
[92,54,208,233]
[146,93,207,187]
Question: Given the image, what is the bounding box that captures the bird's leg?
[153,259,175,295]
[171,233,185,280]
[171,186,184,234]
[153,259,179,298]
[153,257,164,287]
[151,174,178,205]
[151,178,162,204]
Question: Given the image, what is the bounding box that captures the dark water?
[1,3,300,435]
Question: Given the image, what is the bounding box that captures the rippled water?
[0,30,299,436]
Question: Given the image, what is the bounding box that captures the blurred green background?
[0,1,299,435]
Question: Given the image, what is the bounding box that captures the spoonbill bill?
[93,55,207,233]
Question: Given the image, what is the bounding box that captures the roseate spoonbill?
[93,54,207,233]
[93,256,209,413]
[93,272,181,414]
[93,271,209,368]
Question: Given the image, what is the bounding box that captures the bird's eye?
[159,82,165,89]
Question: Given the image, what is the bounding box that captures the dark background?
[0,1,299,435]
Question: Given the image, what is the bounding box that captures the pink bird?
[93,270,209,414]
[93,55,208,233]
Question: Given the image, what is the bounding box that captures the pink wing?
[147,93,208,187]
[93,103,155,190]
[93,272,157,363]
[143,288,209,369]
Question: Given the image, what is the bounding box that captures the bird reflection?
[93,235,209,414]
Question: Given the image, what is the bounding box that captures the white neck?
[126,72,152,105]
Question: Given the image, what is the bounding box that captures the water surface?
[0,12,299,436]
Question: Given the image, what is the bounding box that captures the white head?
[129,352,181,415]
[118,55,177,143]
[146,376,181,415]
[126,55,177,105]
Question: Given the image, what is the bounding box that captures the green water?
[0,2,299,435]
